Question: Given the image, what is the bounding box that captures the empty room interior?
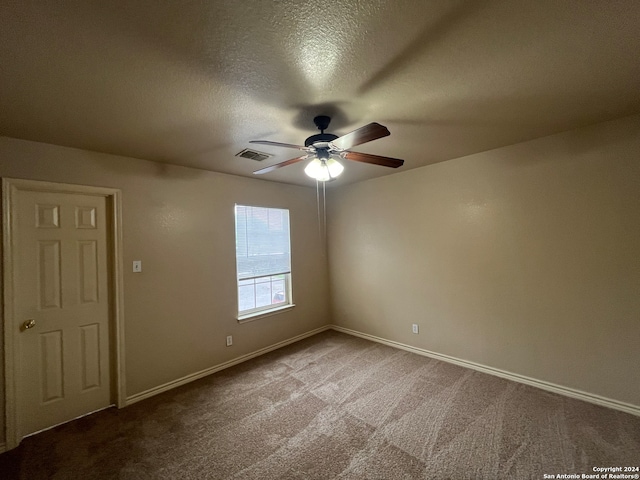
[1,1,639,479]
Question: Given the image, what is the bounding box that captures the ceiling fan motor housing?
[305,132,338,147]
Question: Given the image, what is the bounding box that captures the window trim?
[234,204,293,320]
[237,303,296,323]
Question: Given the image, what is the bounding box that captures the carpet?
[1,330,638,479]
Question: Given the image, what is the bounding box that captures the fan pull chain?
[323,180,327,247]
[316,179,322,240]
[315,179,329,248]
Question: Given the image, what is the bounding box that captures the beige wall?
[0,137,331,445]
[328,114,640,407]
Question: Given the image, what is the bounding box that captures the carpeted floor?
[1,330,638,479]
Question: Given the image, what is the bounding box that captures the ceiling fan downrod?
[304,116,339,147]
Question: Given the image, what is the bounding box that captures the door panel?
[15,190,112,436]
[78,240,99,303]
[39,330,64,403]
[35,204,60,229]
[80,323,102,391]
[38,240,62,309]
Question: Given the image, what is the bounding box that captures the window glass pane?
[255,280,272,308]
[238,283,256,311]
[272,279,285,304]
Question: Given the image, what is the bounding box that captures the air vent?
[235,148,272,162]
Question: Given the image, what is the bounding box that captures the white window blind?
[235,205,291,279]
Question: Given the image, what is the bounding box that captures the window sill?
[237,304,296,324]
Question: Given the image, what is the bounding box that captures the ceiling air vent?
[235,148,272,162]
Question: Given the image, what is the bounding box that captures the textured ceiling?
[1,1,640,187]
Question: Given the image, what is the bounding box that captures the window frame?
[234,204,294,321]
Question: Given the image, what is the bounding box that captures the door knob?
[22,319,36,330]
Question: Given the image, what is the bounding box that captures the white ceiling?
[1,1,640,187]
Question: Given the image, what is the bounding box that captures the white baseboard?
[330,325,640,417]
[124,322,639,417]
[126,325,331,405]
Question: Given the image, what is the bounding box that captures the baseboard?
[126,325,331,406]
[330,325,640,417]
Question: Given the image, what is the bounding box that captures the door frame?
[2,178,126,450]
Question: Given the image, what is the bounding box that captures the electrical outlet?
[412,324,419,334]
[226,335,233,346]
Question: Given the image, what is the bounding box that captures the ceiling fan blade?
[331,122,390,150]
[249,140,310,151]
[253,155,309,175]
[343,151,404,168]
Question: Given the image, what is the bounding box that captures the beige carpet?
[1,330,638,479]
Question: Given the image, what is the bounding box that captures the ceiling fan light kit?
[304,157,345,181]
[250,115,404,181]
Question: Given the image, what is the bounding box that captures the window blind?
[235,205,291,280]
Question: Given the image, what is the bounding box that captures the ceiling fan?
[250,116,404,181]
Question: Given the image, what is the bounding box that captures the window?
[234,205,292,319]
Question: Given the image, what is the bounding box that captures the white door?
[13,189,112,436]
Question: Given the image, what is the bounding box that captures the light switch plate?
[133,260,142,273]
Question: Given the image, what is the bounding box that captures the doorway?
[2,178,125,450]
